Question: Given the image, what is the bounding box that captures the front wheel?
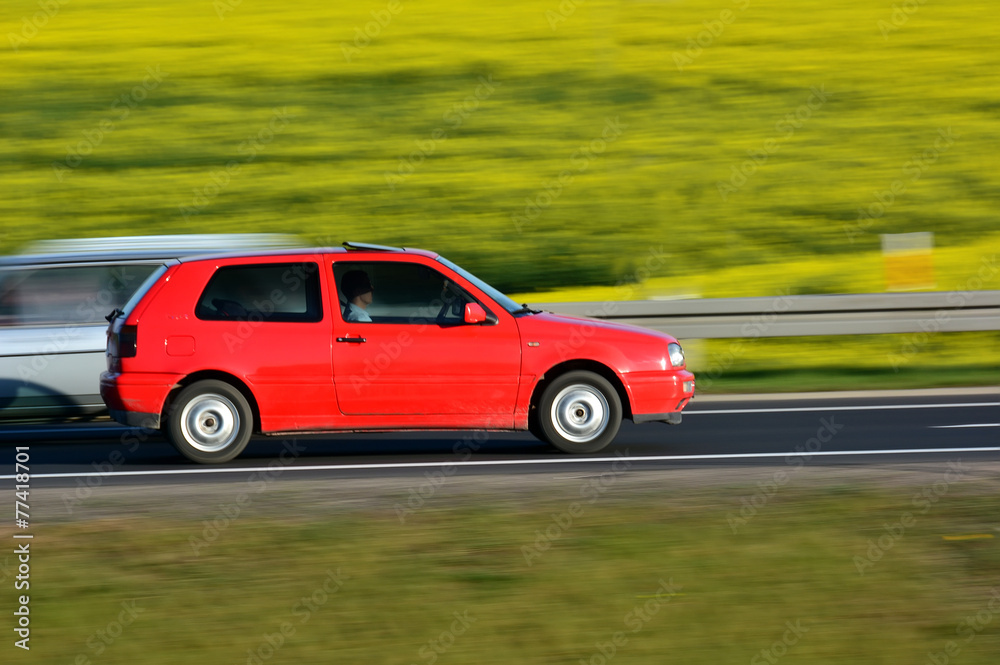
[537,371,622,453]
[166,380,253,463]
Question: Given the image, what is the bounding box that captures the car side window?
[0,264,158,327]
[333,261,477,324]
[195,262,323,323]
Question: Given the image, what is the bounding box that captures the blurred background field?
[2,0,998,292]
[11,476,1000,663]
[1,0,997,389]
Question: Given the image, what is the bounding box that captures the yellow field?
[1,0,998,296]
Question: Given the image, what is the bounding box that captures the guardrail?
[531,291,1000,339]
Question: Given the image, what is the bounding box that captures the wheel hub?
[551,385,610,443]
[180,393,239,453]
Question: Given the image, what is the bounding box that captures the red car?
[100,242,695,463]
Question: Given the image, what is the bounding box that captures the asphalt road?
[1,388,997,489]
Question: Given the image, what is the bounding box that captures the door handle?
[336,336,366,343]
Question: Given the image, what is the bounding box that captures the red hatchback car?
[100,242,695,463]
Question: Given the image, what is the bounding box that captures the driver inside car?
[341,269,374,322]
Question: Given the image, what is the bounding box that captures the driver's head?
[341,270,373,303]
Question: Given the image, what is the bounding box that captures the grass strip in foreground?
[9,477,1000,663]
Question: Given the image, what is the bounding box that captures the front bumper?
[633,411,683,425]
[626,369,695,423]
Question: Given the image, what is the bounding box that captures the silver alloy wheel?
[179,393,240,453]
[549,384,610,443]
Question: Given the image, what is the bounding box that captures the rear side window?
[0,264,158,327]
[195,262,322,323]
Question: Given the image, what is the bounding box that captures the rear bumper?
[626,369,695,423]
[100,371,182,429]
[108,408,161,429]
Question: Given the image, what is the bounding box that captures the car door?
[330,258,521,424]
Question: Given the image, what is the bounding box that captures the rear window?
[0,263,159,327]
[195,262,323,323]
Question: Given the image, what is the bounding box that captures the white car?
[0,234,300,420]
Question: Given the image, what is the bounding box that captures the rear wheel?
[537,370,622,453]
[166,380,253,463]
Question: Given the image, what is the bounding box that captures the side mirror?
[464,303,487,324]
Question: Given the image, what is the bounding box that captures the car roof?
[173,243,440,264]
[0,234,305,267]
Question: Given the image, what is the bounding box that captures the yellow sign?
[882,232,934,291]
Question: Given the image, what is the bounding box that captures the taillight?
[117,324,138,358]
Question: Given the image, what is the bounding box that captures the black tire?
[528,408,545,442]
[166,380,253,463]
[537,370,622,453]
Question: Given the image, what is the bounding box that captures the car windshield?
[435,256,522,315]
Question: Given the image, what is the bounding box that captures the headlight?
[667,342,685,368]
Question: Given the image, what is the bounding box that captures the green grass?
[1,0,999,296]
[9,480,1000,663]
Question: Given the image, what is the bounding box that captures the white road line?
[3,446,999,481]
[685,402,1000,415]
[930,424,1000,429]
